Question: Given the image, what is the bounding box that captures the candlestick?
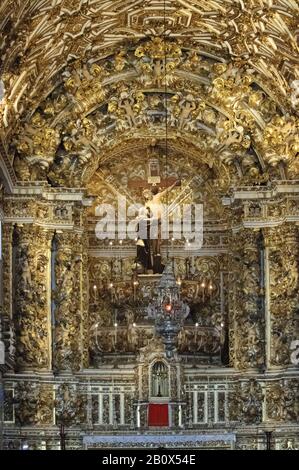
[109,240,113,278]
[114,310,118,351]
[171,237,175,269]
[176,277,182,300]
[109,281,114,301]
[185,258,188,279]
[110,259,114,279]
[190,255,195,277]
[119,239,123,276]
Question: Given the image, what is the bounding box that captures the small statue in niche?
[151,361,169,398]
[248,204,262,217]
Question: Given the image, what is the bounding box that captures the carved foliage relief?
[232,230,264,370]
[267,225,299,367]
[13,225,51,370]
[53,232,83,371]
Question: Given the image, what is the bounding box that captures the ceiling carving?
[0,1,298,188]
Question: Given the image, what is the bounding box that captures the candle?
[209,282,213,302]
[109,240,113,279]
[133,280,139,301]
[201,281,205,302]
[194,322,198,345]
[171,237,175,270]
[95,323,99,349]
[177,277,182,300]
[93,284,97,302]
[114,310,118,351]
[109,281,114,301]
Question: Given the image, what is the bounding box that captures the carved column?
[13,225,52,370]
[1,223,14,362]
[81,231,90,369]
[2,223,13,317]
[262,230,271,369]
[231,229,265,369]
[265,224,299,367]
[53,231,84,371]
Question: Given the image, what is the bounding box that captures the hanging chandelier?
[147,264,189,358]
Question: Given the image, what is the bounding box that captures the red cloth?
[148,404,169,427]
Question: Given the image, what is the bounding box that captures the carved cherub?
[177,94,197,130]
[118,91,136,127]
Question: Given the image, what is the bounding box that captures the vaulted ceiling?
[0,0,298,189]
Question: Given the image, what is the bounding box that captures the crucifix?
[128,148,181,274]
[128,156,180,191]
[128,144,181,192]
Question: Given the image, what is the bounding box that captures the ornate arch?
[0,1,297,189]
[5,37,297,188]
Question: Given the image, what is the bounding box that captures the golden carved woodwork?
[0,1,298,446]
[229,379,264,424]
[266,379,298,422]
[265,225,299,367]
[53,232,84,371]
[0,1,298,132]
[231,229,265,370]
[0,31,296,186]
[14,381,54,426]
[13,224,52,370]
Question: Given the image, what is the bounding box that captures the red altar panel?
[148,404,169,427]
